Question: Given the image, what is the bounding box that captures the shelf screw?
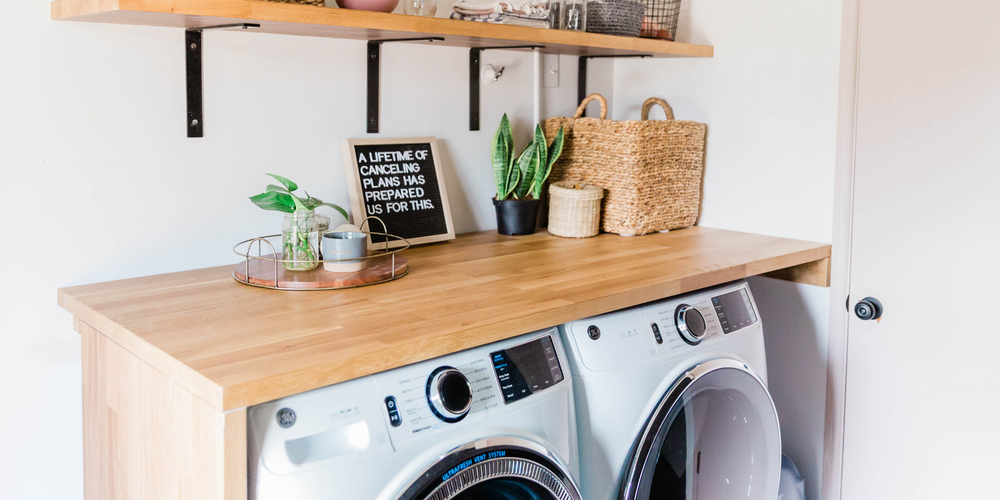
[191,119,199,126]
[190,43,198,50]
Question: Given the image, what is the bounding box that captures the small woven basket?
[586,0,645,37]
[548,182,604,238]
[544,93,707,236]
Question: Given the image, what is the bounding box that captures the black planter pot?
[493,198,541,235]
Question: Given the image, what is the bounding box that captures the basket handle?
[641,97,675,121]
[573,93,609,119]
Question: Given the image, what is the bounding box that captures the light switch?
[543,54,560,88]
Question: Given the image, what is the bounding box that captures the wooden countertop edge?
[59,235,831,411]
[219,245,831,409]
[59,291,227,411]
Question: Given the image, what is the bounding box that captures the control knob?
[426,366,473,423]
[675,304,707,344]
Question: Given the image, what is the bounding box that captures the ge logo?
[276,408,296,428]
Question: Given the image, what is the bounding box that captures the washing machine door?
[617,359,781,500]
[397,436,582,500]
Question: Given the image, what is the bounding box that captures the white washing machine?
[248,328,582,500]
[559,280,781,500]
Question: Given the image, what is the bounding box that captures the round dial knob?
[426,367,473,423]
[675,304,707,344]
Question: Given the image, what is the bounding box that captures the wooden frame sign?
[342,137,455,249]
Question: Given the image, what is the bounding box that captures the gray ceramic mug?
[322,232,368,272]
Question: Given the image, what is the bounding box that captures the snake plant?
[492,115,565,201]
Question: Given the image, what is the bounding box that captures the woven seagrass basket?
[543,93,707,236]
[548,182,604,238]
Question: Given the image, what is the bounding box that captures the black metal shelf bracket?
[185,23,259,138]
[577,54,651,117]
[469,45,544,131]
[367,37,444,133]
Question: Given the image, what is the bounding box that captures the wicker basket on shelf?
[548,182,604,238]
[543,93,707,236]
[586,0,645,37]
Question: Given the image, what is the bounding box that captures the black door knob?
[854,297,883,321]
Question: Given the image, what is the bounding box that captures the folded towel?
[450,11,551,27]
[453,0,548,16]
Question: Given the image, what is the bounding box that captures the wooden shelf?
[51,0,714,58]
[59,227,828,412]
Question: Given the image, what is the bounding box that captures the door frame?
[823,0,862,499]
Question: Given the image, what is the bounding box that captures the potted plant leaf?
[249,174,348,271]
[492,114,565,235]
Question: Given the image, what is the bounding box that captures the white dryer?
[248,328,582,500]
[559,280,781,500]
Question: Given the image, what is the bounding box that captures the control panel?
[490,335,564,404]
[249,329,572,478]
[711,287,758,333]
[371,330,569,449]
[563,281,761,373]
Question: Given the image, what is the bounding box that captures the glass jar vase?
[281,210,320,272]
[403,0,437,16]
[561,0,586,31]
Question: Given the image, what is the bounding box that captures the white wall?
[0,0,836,499]
[613,1,841,498]
[0,3,609,498]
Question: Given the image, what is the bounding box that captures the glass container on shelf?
[314,212,331,237]
[404,0,437,16]
[560,0,586,31]
[547,0,561,29]
[282,210,320,272]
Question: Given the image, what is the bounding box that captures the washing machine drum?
[398,437,582,500]
[617,359,781,500]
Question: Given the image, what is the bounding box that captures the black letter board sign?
[342,137,455,249]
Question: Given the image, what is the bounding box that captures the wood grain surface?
[59,228,830,410]
[81,322,239,500]
[50,0,714,58]
[234,253,408,289]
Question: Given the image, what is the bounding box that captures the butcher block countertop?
[58,227,831,411]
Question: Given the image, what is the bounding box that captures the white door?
[840,0,1000,498]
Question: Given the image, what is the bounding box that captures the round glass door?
[617,359,781,500]
[398,437,582,500]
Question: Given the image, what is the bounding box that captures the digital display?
[490,336,564,404]
[711,288,758,334]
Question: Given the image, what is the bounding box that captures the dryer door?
[397,436,582,500]
[617,359,781,500]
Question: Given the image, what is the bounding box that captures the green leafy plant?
[492,115,565,201]
[249,173,348,220]
[249,174,348,271]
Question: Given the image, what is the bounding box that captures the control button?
[587,325,601,340]
[384,396,402,427]
[427,367,473,423]
[675,304,707,345]
[651,322,663,344]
